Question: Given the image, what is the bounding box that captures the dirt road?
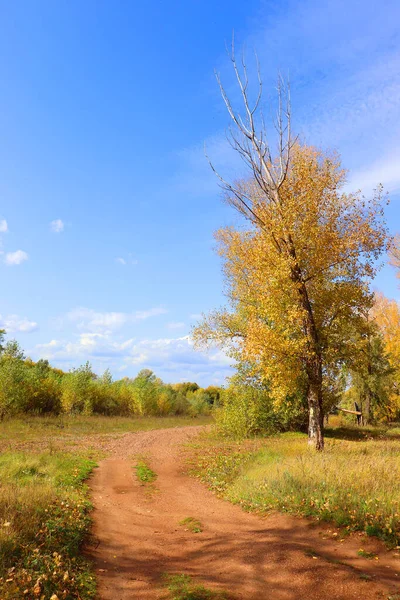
[87,426,400,599]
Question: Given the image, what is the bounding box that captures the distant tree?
[173,382,200,396]
[134,369,157,384]
[346,322,393,424]
[35,358,51,377]
[100,368,113,385]
[203,385,222,405]
[3,339,25,360]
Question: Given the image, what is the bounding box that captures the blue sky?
[0,0,399,385]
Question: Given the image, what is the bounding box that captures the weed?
[164,574,228,600]
[179,517,203,533]
[0,451,97,599]
[357,549,378,559]
[135,460,157,484]
[304,548,319,558]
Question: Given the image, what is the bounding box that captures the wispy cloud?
[33,334,232,386]
[0,219,8,233]
[50,219,64,233]
[172,0,400,201]
[0,314,38,333]
[347,152,400,196]
[4,250,29,266]
[66,306,168,333]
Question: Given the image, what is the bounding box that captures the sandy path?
[87,426,400,599]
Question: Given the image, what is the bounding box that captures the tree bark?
[363,358,372,425]
[307,372,324,451]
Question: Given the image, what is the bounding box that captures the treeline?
[0,333,220,419]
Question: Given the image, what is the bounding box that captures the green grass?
[189,424,400,547]
[179,517,203,533]
[0,414,213,446]
[0,451,97,599]
[164,574,228,600]
[135,460,157,483]
[357,549,378,559]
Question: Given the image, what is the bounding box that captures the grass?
[135,459,157,484]
[357,549,378,559]
[164,574,228,600]
[0,414,213,447]
[0,414,212,597]
[189,421,400,547]
[179,517,203,533]
[0,451,97,599]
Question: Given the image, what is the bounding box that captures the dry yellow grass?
[192,422,400,546]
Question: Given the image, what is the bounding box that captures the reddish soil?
[87,426,400,599]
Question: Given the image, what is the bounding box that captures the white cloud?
[0,219,8,233]
[0,314,38,333]
[32,333,233,386]
[347,152,400,196]
[4,250,28,266]
[50,219,64,233]
[66,306,168,333]
[36,339,60,350]
[116,257,127,265]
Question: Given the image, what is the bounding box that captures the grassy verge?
[0,415,213,446]
[189,425,400,547]
[0,451,97,599]
[164,574,228,599]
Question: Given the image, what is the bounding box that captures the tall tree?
[194,49,388,450]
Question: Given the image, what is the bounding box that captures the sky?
[0,0,399,386]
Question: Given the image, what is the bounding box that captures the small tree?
[0,329,5,354]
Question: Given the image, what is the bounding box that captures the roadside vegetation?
[189,418,400,547]
[0,451,97,599]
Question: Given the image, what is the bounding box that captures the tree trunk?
[363,390,371,425]
[307,380,324,451]
[286,237,324,450]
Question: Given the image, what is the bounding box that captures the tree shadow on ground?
[324,425,400,442]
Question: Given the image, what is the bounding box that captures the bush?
[215,385,307,438]
[187,390,212,417]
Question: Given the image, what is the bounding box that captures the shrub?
[215,385,307,438]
